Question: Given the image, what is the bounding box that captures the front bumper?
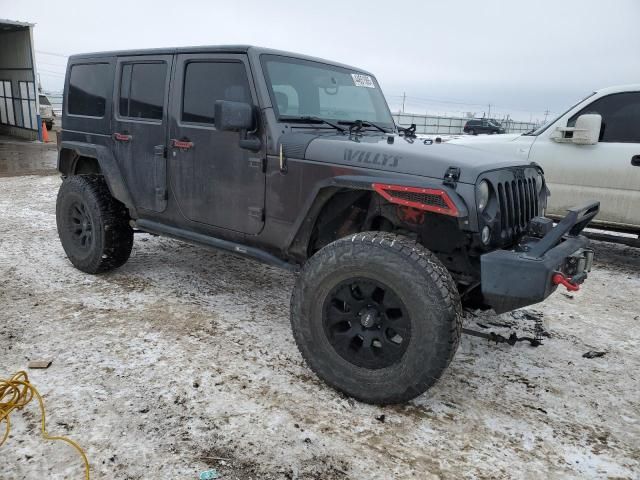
[480,202,599,313]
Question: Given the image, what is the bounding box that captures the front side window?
[568,92,640,143]
[68,63,110,117]
[119,62,167,120]
[262,55,394,128]
[182,61,251,124]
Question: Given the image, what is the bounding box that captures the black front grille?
[496,176,539,240]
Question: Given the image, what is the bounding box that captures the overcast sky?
[3,0,639,122]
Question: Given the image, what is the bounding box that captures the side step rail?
[134,219,299,272]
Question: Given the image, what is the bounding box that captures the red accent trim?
[552,273,580,292]
[113,132,131,142]
[372,183,459,217]
[171,139,193,149]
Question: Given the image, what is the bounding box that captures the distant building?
[0,19,41,140]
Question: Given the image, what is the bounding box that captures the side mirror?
[551,113,602,145]
[214,100,261,151]
[214,100,254,131]
[572,114,601,145]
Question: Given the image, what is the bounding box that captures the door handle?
[171,138,193,150]
[632,155,640,167]
[113,132,132,142]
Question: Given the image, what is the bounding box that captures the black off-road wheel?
[290,232,463,404]
[56,175,133,274]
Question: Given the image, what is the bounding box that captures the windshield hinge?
[443,167,461,188]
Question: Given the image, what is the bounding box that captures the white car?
[39,93,55,130]
[450,84,640,234]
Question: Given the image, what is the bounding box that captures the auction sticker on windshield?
[351,74,375,88]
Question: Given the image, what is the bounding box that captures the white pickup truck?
[450,84,640,234]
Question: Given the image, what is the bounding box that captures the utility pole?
[543,109,550,123]
[402,92,406,113]
[488,103,491,119]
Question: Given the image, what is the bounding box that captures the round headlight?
[536,173,544,193]
[477,180,490,212]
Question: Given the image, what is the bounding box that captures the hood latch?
[443,167,461,188]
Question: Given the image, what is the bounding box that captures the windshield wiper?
[279,115,346,132]
[338,119,391,133]
[396,123,417,138]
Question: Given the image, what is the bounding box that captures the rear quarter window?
[68,63,110,117]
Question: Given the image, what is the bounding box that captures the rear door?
[533,91,640,229]
[112,55,172,212]
[167,53,265,234]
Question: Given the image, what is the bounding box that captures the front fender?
[286,174,470,260]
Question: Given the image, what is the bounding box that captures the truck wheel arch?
[57,141,138,218]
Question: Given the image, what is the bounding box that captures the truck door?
[112,55,172,212]
[532,91,640,229]
[167,53,265,234]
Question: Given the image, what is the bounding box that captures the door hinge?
[443,166,460,188]
[248,157,266,172]
[155,187,168,201]
[154,144,167,158]
[248,207,264,221]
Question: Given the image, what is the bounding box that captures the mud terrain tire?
[56,175,133,274]
[291,231,463,404]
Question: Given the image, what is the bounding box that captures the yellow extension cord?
[0,371,90,479]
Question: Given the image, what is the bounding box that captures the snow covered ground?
[1,175,639,479]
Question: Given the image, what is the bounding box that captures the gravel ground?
[1,174,639,480]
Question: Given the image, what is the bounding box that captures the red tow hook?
[552,272,580,292]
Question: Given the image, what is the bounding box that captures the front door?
[167,53,265,234]
[533,91,640,229]
[112,55,172,212]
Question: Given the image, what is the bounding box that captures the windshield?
[262,55,394,129]
[39,95,51,106]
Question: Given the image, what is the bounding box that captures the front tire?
[56,175,133,274]
[290,232,463,404]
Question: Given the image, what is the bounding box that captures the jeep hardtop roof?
[68,45,374,76]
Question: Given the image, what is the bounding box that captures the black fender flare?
[286,174,469,260]
[58,141,137,218]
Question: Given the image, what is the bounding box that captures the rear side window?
[182,61,250,124]
[568,92,640,143]
[68,63,109,117]
[119,62,167,120]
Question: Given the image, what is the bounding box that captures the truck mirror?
[572,114,601,145]
[214,100,255,132]
[551,113,602,145]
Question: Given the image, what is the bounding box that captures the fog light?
[481,226,491,245]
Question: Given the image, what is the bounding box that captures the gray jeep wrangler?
[56,46,599,404]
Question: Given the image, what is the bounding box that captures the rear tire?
[290,232,463,404]
[56,175,133,274]
[469,129,476,135]
[45,121,53,131]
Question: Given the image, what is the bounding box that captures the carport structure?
[0,19,41,141]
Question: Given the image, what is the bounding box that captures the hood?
[448,133,536,159]
[281,132,536,184]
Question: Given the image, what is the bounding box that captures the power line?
[37,69,65,77]
[36,50,69,58]
[36,61,66,69]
